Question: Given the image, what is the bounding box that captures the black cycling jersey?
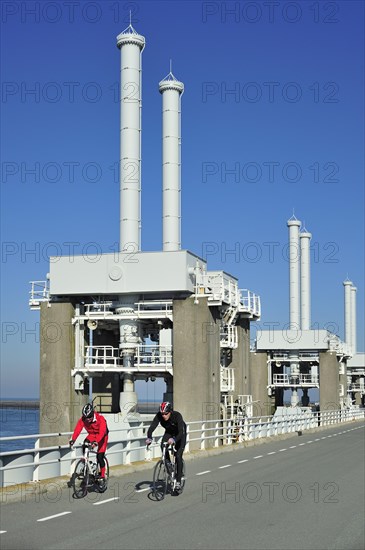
[147,410,186,443]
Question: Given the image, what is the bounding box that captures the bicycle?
[71,442,109,498]
[152,442,186,500]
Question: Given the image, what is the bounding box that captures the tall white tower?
[287,216,301,407]
[116,24,145,414]
[351,285,357,355]
[300,228,312,330]
[159,69,184,251]
[343,279,353,352]
[287,217,301,330]
[117,24,145,252]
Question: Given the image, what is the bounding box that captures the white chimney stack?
[287,217,301,330]
[300,229,311,330]
[343,279,353,351]
[351,285,357,355]
[159,70,184,251]
[117,25,145,252]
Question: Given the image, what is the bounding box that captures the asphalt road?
[1,421,364,550]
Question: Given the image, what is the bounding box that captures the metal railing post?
[214,421,219,447]
[185,424,190,453]
[201,422,206,450]
[33,438,40,482]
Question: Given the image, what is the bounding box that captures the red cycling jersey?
[71,412,108,452]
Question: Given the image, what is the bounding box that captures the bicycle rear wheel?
[152,460,168,501]
[72,459,89,498]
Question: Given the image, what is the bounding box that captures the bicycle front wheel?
[180,459,186,493]
[72,459,89,499]
[152,460,168,501]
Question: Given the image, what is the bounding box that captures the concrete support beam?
[173,297,221,450]
[250,352,271,416]
[40,302,86,444]
[319,351,340,411]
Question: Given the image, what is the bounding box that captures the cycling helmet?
[160,401,172,414]
[82,403,94,419]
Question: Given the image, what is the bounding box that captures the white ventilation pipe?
[117,26,145,252]
[343,280,353,351]
[351,285,357,355]
[116,25,144,414]
[287,218,301,330]
[300,230,311,330]
[159,74,184,251]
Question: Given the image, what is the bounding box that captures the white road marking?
[289,446,297,449]
[253,455,263,459]
[196,470,211,476]
[135,487,151,493]
[219,465,231,469]
[93,497,120,505]
[37,512,72,522]
[237,459,248,463]
[267,451,276,455]
[299,443,306,446]
[0,531,7,534]
[279,449,287,452]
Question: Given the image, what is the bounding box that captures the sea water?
[0,402,39,453]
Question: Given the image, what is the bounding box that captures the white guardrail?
[0,409,364,488]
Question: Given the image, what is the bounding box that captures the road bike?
[71,443,109,498]
[152,442,186,500]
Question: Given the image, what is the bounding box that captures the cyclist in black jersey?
[146,402,186,491]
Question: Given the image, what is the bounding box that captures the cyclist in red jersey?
[69,403,109,486]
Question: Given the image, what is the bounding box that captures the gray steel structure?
[30,24,260,440]
[255,216,357,413]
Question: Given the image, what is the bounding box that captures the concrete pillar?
[230,318,250,399]
[40,302,86,445]
[319,351,340,411]
[173,297,221,450]
[120,373,138,417]
[250,352,271,416]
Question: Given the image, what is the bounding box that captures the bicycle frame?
[151,441,185,500]
[162,442,177,489]
[80,445,98,477]
[71,443,109,498]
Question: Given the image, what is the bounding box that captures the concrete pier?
[173,297,221,449]
[319,351,340,411]
[250,352,271,416]
[39,302,86,444]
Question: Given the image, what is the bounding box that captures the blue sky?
[1,0,364,399]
